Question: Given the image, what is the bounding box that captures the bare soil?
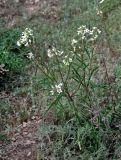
[0,0,60,27]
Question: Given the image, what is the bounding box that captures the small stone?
[23,122,27,127]
[31,116,35,120]
[37,120,41,123]
[26,140,36,145]
[23,132,28,135]
[25,140,32,145]
[15,133,19,137]
[31,140,36,144]
[12,137,16,142]
[28,133,32,138]
[28,121,31,124]
[27,152,31,157]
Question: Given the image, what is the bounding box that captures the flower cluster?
[27,52,34,60]
[47,47,63,58]
[96,8,102,16]
[71,39,78,46]
[17,28,33,47]
[96,0,104,16]
[77,25,101,42]
[62,55,72,66]
[50,83,63,95]
[47,46,72,66]
[71,39,78,51]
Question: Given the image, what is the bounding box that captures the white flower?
[50,83,63,95]
[63,55,73,66]
[17,28,33,47]
[27,52,34,59]
[82,36,86,40]
[94,35,98,39]
[96,8,103,15]
[69,58,72,63]
[47,49,54,58]
[97,29,101,34]
[63,59,69,66]
[71,39,78,46]
[99,0,104,4]
[77,25,101,42]
[50,90,54,95]
[24,28,33,36]
[52,47,56,52]
[57,50,63,56]
[89,30,93,35]
[93,27,97,30]
[90,38,95,41]
[25,42,29,47]
[55,83,63,93]
[47,47,64,57]
[17,41,21,46]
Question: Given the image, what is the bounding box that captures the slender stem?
[54,53,82,125]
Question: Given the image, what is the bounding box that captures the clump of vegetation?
[0,27,30,89]
[34,22,121,158]
[1,0,121,159]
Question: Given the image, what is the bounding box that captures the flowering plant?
[16,25,101,124]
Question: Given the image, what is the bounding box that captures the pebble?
[27,151,31,157]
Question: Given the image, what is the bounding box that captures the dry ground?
[0,0,60,27]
